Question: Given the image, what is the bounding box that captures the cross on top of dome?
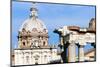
[30,2,38,19]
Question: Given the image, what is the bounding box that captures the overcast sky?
[12,1,95,52]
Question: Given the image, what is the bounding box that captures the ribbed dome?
[19,17,47,32]
[19,4,47,32]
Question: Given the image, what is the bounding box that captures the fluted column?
[78,45,84,62]
[68,41,76,62]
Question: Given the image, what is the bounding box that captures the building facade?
[12,3,96,66]
[12,3,61,66]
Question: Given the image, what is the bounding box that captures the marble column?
[68,41,76,62]
[78,45,84,62]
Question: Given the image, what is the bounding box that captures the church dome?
[19,17,47,32]
[19,4,47,33]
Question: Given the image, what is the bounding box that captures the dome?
[19,17,47,32]
[19,4,47,32]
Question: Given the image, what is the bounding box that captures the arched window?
[43,41,45,46]
[23,42,25,46]
[32,28,37,32]
[35,40,39,47]
[44,55,47,59]
[43,29,46,32]
[22,28,26,32]
[34,55,39,65]
[31,42,35,48]
[35,62,38,65]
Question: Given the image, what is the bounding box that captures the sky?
[12,1,96,52]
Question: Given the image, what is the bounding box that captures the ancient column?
[68,40,76,62]
[78,45,84,62]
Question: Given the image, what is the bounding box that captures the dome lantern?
[19,2,47,33]
[30,2,38,19]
